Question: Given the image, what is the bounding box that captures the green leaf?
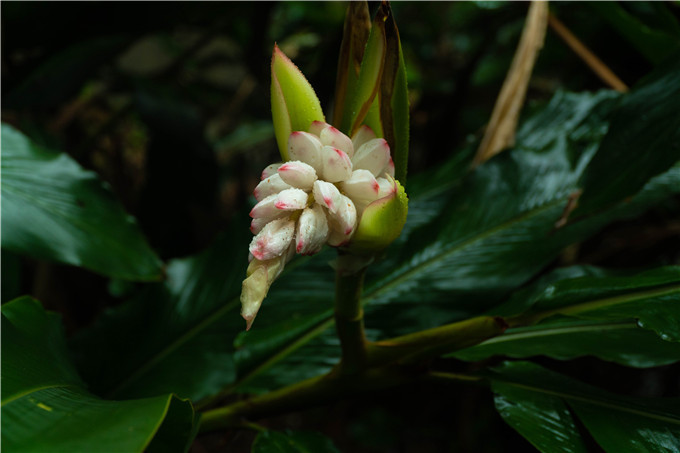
[453,265,680,366]
[1,124,162,281]
[589,3,680,64]
[362,91,679,336]
[69,230,249,401]
[575,55,680,216]
[454,318,680,368]
[489,361,680,452]
[493,377,589,453]
[499,266,680,341]
[252,430,340,453]
[1,297,195,453]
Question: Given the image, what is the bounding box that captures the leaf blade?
[1,297,195,453]
[1,124,162,281]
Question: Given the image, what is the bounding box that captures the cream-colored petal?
[341,169,380,202]
[288,131,323,173]
[295,204,329,255]
[250,189,306,221]
[261,163,283,180]
[351,125,377,151]
[313,180,343,214]
[275,187,308,211]
[254,173,291,201]
[320,125,354,158]
[326,194,357,247]
[308,120,330,137]
[249,217,296,261]
[352,138,391,177]
[278,160,318,190]
[320,146,353,183]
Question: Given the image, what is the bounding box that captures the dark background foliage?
[3,2,680,452]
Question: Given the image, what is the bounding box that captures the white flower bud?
[249,217,296,261]
[320,146,353,183]
[352,138,391,177]
[278,160,318,190]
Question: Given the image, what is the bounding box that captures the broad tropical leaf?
[1,123,163,281]
[1,297,195,453]
[575,55,680,216]
[489,361,680,452]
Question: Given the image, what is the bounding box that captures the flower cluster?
[240,121,398,328]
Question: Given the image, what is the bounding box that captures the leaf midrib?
[477,320,635,346]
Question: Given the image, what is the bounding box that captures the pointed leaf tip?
[271,45,325,161]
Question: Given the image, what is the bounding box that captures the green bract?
[348,177,408,253]
[271,45,325,161]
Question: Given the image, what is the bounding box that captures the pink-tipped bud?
[351,125,377,151]
[308,120,330,137]
[278,160,318,190]
[274,188,308,211]
[261,163,283,180]
[295,204,329,255]
[320,126,354,158]
[341,169,380,201]
[249,218,296,261]
[288,131,323,174]
[351,138,391,177]
[254,173,291,201]
[320,146,353,183]
[313,180,342,214]
[326,195,357,247]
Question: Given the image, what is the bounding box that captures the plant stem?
[334,265,368,374]
[367,316,508,366]
[199,367,416,433]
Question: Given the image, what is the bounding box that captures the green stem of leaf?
[366,316,508,366]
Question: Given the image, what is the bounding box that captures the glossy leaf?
[496,266,680,341]
[490,361,680,453]
[1,297,195,453]
[575,55,680,216]
[493,377,588,453]
[69,230,250,401]
[453,265,680,365]
[1,123,162,281]
[454,318,680,368]
[252,430,340,453]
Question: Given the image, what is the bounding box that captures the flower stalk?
[334,264,369,374]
